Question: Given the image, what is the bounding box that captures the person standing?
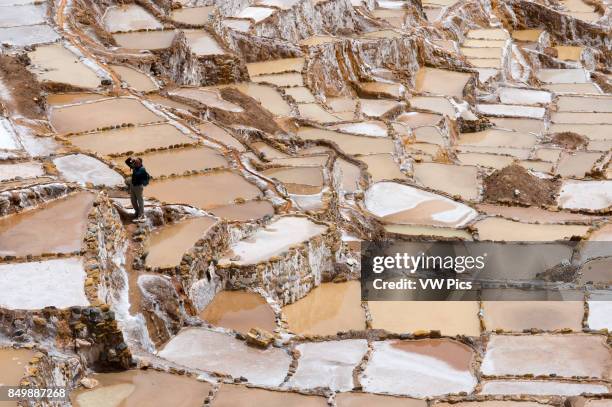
[125,157,150,222]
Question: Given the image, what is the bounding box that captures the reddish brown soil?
[0,55,45,119]
[483,164,560,206]
[550,131,588,149]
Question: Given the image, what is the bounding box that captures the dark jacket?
[126,159,150,186]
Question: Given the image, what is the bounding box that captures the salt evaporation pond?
[481,335,611,378]
[286,339,367,391]
[360,339,477,397]
[199,290,276,334]
[283,281,366,336]
[0,258,89,309]
[0,348,35,389]
[71,369,211,407]
[335,392,426,407]
[479,380,608,396]
[213,384,327,406]
[145,216,217,269]
[364,181,478,227]
[103,4,161,33]
[219,216,327,266]
[0,192,94,257]
[158,328,291,386]
[53,154,123,187]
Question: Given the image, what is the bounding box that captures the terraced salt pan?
[536,68,589,83]
[0,258,89,309]
[361,339,477,397]
[145,216,217,269]
[0,347,35,392]
[53,154,123,187]
[47,93,105,106]
[384,224,473,240]
[364,181,478,227]
[299,127,395,155]
[298,103,341,123]
[170,88,243,112]
[219,216,327,266]
[50,98,162,134]
[284,86,315,103]
[170,6,216,25]
[360,81,405,99]
[359,99,402,118]
[262,167,324,194]
[413,162,479,201]
[103,5,161,33]
[236,6,276,22]
[358,154,405,182]
[247,58,304,76]
[557,96,612,112]
[511,29,543,42]
[331,121,388,137]
[438,402,545,407]
[549,124,612,141]
[71,369,211,407]
[197,122,246,151]
[69,124,195,156]
[283,281,366,335]
[146,171,261,209]
[213,384,327,406]
[221,18,252,33]
[580,258,612,284]
[0,192,94,257]
[467,28,508,40]
[558,180,612,210]
[498,88,551,105]
[335,393,426,407]
[0,3,46,27]
[556,151,601,178]
[369,301,480,336]
[28,44,101,89]
[587,293,612,331]
[287,340,367,391]
[475,218,590,241]
[552,112,612,124]
[113,30,177,50]
[408,96,455,116]
[460,47,503,58]
[158,328,290,386]
[298,35,341,46]
[229,83,291,116]
[481,335,611,378]
[396,112,442,127]
[184,30,226,56]
[209,200,274,222]
[111,65,158,93]
[545,83,602,94]
[476,203,595,223]
[0,161,44,181]
[199,290,276,334]
[482,301,584,332]
[0,24,59,47]
[414,67,472,98]
[457,128,536,148]
[457,152,514,169]
[480,380,609,396]
[462,39,505,48]
[115,146,228,177]
[477,104,545,119]
[257,0,301,9]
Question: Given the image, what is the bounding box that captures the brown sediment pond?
[474,218,590,241]
[476,203,595,223]
[298,127,395,155]
[490,118,544,134]
[227,83,291,116]
[145,216,217,269]
[298,103,341,123]
[213,384,327,407]
[395,112,443,127]
[368,301,481,336]
[197,122,246,151]
[113,30,177,50]
[579,258,612,283]
[251,72,304,87]
[335,392,426,407]
[0,347,36,388]
[103,4,162,33]
[170,6,216,25]
[0,192,94,257]
[114,146,228,177]
[46,93,105,106]
[145,172,262,209]
[246,58,304,77]
[70,369,211,407]
[262,167,324,194]
[170,88,243,112]
[458,129,537,148]
[69,124,195,156]
[208,200,275,221]
[408,96,455,116]
[482,301,584,332]
[413,162,480,200]
[414,67,471,98]
[50,98,162,134]
[556,151,601,178]
[110,65,157,93]
[282,281,366,336]
[28,44,101,89]
[199,290,276,333]
[358,153,405,182]
[457,152,515,169]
